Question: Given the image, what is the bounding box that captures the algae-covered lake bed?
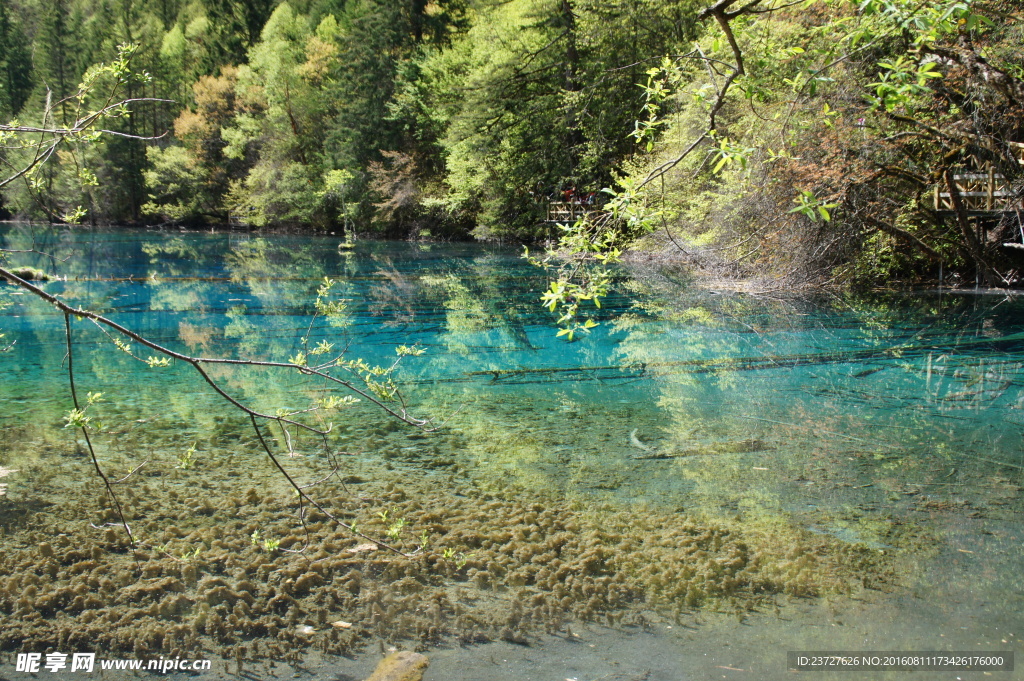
[1,225,1022,680]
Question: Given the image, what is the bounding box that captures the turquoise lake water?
[1,224,1022,680]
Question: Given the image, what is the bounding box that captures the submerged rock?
[364,651,429,681]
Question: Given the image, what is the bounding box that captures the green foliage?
[631,60,680,152]
[63,408,91,429]
[528,226,618,342]
[789,190,838,223]
[529,165,675,339]
[3,0,1020,287]
[550,0,1021,287]
[230,160,324,227]
[176,442,198,469]
[179,545,202,562]
[0,3,33,119]
[62,391,104,429]
[249,528,279,551]
[316,394,360,410]
[386,517,407,541]
[868,57,943,112]
[2,41,156,223]
[142,145,208,221]
[441,546,473,569]
[858,0,992,45]
[411,0,702,238]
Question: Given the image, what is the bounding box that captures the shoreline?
[5,219,1023,295]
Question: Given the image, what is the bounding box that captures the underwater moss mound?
[0,433,892,665]
[2,266,50,282]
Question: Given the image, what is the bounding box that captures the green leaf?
[64,408,90,429]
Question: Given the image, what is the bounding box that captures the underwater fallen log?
[466,332,1024,384]
[632,438,773,460]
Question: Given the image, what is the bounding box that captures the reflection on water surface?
[1,225,1021,680]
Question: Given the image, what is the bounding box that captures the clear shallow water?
[1,224,1023,680]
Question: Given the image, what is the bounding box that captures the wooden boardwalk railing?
[545,201,593,223]
[934,142,1024,214]
[933,167,1021,213]
[931,143,1024,252]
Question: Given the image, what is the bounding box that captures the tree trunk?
[944,168,994,285]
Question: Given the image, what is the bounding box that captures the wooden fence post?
[987,163,994,210]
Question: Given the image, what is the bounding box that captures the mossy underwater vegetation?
[0,423,896,667]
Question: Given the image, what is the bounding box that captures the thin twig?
[64,314,139,565]
[1,266,435,432]
[249,416,412,556]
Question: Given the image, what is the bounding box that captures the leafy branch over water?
[0,43,172,223]
[0,42,447,565]
[0,261,439,560]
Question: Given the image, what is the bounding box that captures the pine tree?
[0,2,33,119]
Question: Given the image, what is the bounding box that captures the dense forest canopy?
[1,0,1023,286]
